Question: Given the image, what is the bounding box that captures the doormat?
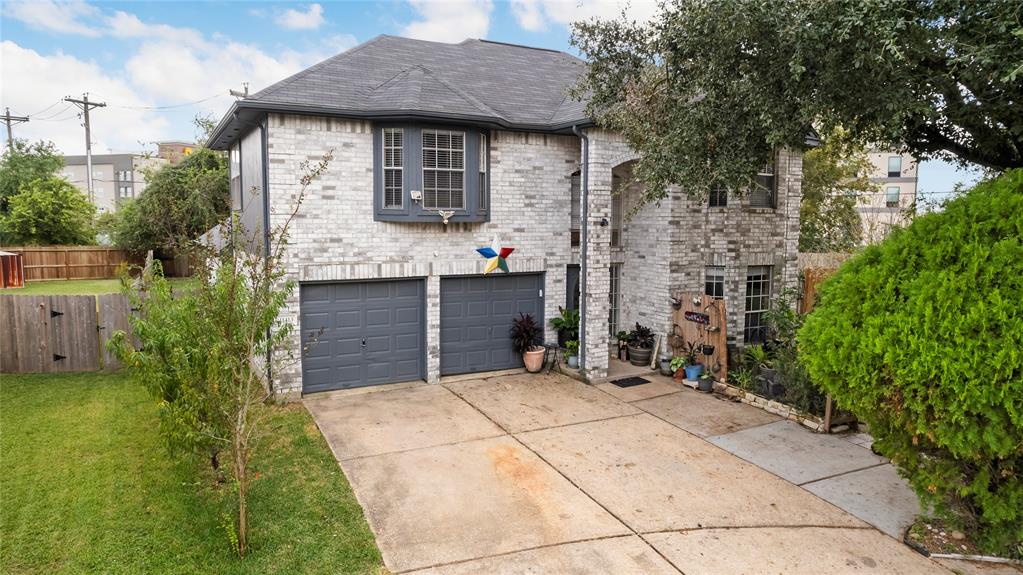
[611,376,649,388]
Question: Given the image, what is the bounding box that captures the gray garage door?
[300,280,424,393]
[440,274,544,375]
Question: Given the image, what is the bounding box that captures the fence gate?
[0,294,132,373]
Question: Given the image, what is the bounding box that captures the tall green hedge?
[800,169,1023,555]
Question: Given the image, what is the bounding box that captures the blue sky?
[0,0,981,196]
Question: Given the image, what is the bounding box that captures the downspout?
[572,125,589,372]
[260,117,273,391]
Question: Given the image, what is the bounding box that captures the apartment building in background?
[62,141,195,213]
[858,150,919,243]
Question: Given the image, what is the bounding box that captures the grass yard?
[0,277,195,296]
[0,372,384,575]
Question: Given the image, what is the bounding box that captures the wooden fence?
[0,246,144,281]
[0,294,132,373]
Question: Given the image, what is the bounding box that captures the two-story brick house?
[208,35,802,396]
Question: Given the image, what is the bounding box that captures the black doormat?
[610,376,649,388]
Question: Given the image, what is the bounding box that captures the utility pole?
[64,94,106,202]
[2,107,29,150]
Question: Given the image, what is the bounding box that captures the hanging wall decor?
[476,235,515,274]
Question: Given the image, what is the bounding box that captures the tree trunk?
[235,442,248,557]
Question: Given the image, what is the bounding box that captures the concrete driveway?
[305,372,950,574]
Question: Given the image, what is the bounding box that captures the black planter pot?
[628,345,652,366]
[557,329,570,348]
[701,344,715,356]
[770,381,786,398]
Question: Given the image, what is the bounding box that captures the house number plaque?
[684,311,710,325]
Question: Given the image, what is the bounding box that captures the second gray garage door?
[300,279,424,393]
[440,274,544,375]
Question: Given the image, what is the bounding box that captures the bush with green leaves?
[2,176,95,245]
[800,169,1023,555]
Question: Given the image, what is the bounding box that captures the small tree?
[110,148,229,253]
[800,169,1023,555]
[111,152,332,557]
[2,177,95,245]
[0,139,64,214]
[800,128,873,252]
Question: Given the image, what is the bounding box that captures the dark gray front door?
[300,280,424,393]
[440,274,544,375]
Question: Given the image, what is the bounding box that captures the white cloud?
[277,3,325,30]
[3,0,102,37]
[510,0,546,32]
[402,0,493,42]
[0,41,169,154]
[510,0,660,31]
[1,4,357,155]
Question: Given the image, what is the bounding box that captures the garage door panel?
[300,280,424,393]
[440,274,543,376]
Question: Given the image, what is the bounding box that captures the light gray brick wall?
[266,114,578,393]
[266,115,801,393]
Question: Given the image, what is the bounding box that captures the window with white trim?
[229,144,242,210]
[744,265,772,343]
[705,266,725,299]
[382,128,404,209]
[886,186,900,208]
[887,156,902,178]
[422,129,465,210]
[749,156,776,208]
[374,125,488,222]
[119,185,132,198]
[478,133,487,211]
[611,174,623,247]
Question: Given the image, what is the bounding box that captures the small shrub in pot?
[510,313,545,373]
[626,323,654,366]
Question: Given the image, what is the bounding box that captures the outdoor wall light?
[599,217,609,227]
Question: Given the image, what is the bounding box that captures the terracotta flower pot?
[523,346,545,373]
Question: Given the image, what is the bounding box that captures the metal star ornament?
[476,235,514,274]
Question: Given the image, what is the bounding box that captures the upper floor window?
[611,174,624,247]
[887,156,902,178]
[116,170,133,182]
[749,156,776,208]
[886,186,900,208]
[374,124,488,223]
[422,129,464,210]
[708,186,727,208]
[382,128,404,209]
[229,144,242,209]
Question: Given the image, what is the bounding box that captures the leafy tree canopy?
[799,128,873,252]
[800,169,1023,554]
[571,0,1022,203]
[0,139,64,213]
[110,147,229,253]
[1,177,96,245]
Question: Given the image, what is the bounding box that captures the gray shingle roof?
[244,35,588,128]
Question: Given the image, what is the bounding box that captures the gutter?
[572,125,589,372]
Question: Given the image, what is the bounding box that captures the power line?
[27,99,65,117]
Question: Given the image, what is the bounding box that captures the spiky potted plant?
[626,323,655,366]
[681,340,704,380]
[510,313,545,373]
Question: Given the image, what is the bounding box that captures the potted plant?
[549,307,579,348]
[670,356,687,382]
[564,340,579,368]
[510,313,545,373]
[616,330,630,361]
[745,345,774,395]
[681,340,704,380]
[626,323,655,366]
[659,353,673,376]
[698,372,715,392]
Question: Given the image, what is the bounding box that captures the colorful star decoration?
[476,237,515,274]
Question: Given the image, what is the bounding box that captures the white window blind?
[383,128,404,209]
[422,129,464,210]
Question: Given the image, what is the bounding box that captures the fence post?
[64,248,70,281]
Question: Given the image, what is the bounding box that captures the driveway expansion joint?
[797,461,891,487]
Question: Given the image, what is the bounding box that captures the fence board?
[0,246,146,281]
[97,293,132,370]
[1,293,127,373]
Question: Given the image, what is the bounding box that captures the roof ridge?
[252,35,386,100]
[417,64,502,119]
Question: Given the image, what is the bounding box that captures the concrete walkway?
[305,372,950,574]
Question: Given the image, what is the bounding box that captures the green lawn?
[0,372,384,575]
[0,277,195,296]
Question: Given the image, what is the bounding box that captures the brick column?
[581,131,613,380]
